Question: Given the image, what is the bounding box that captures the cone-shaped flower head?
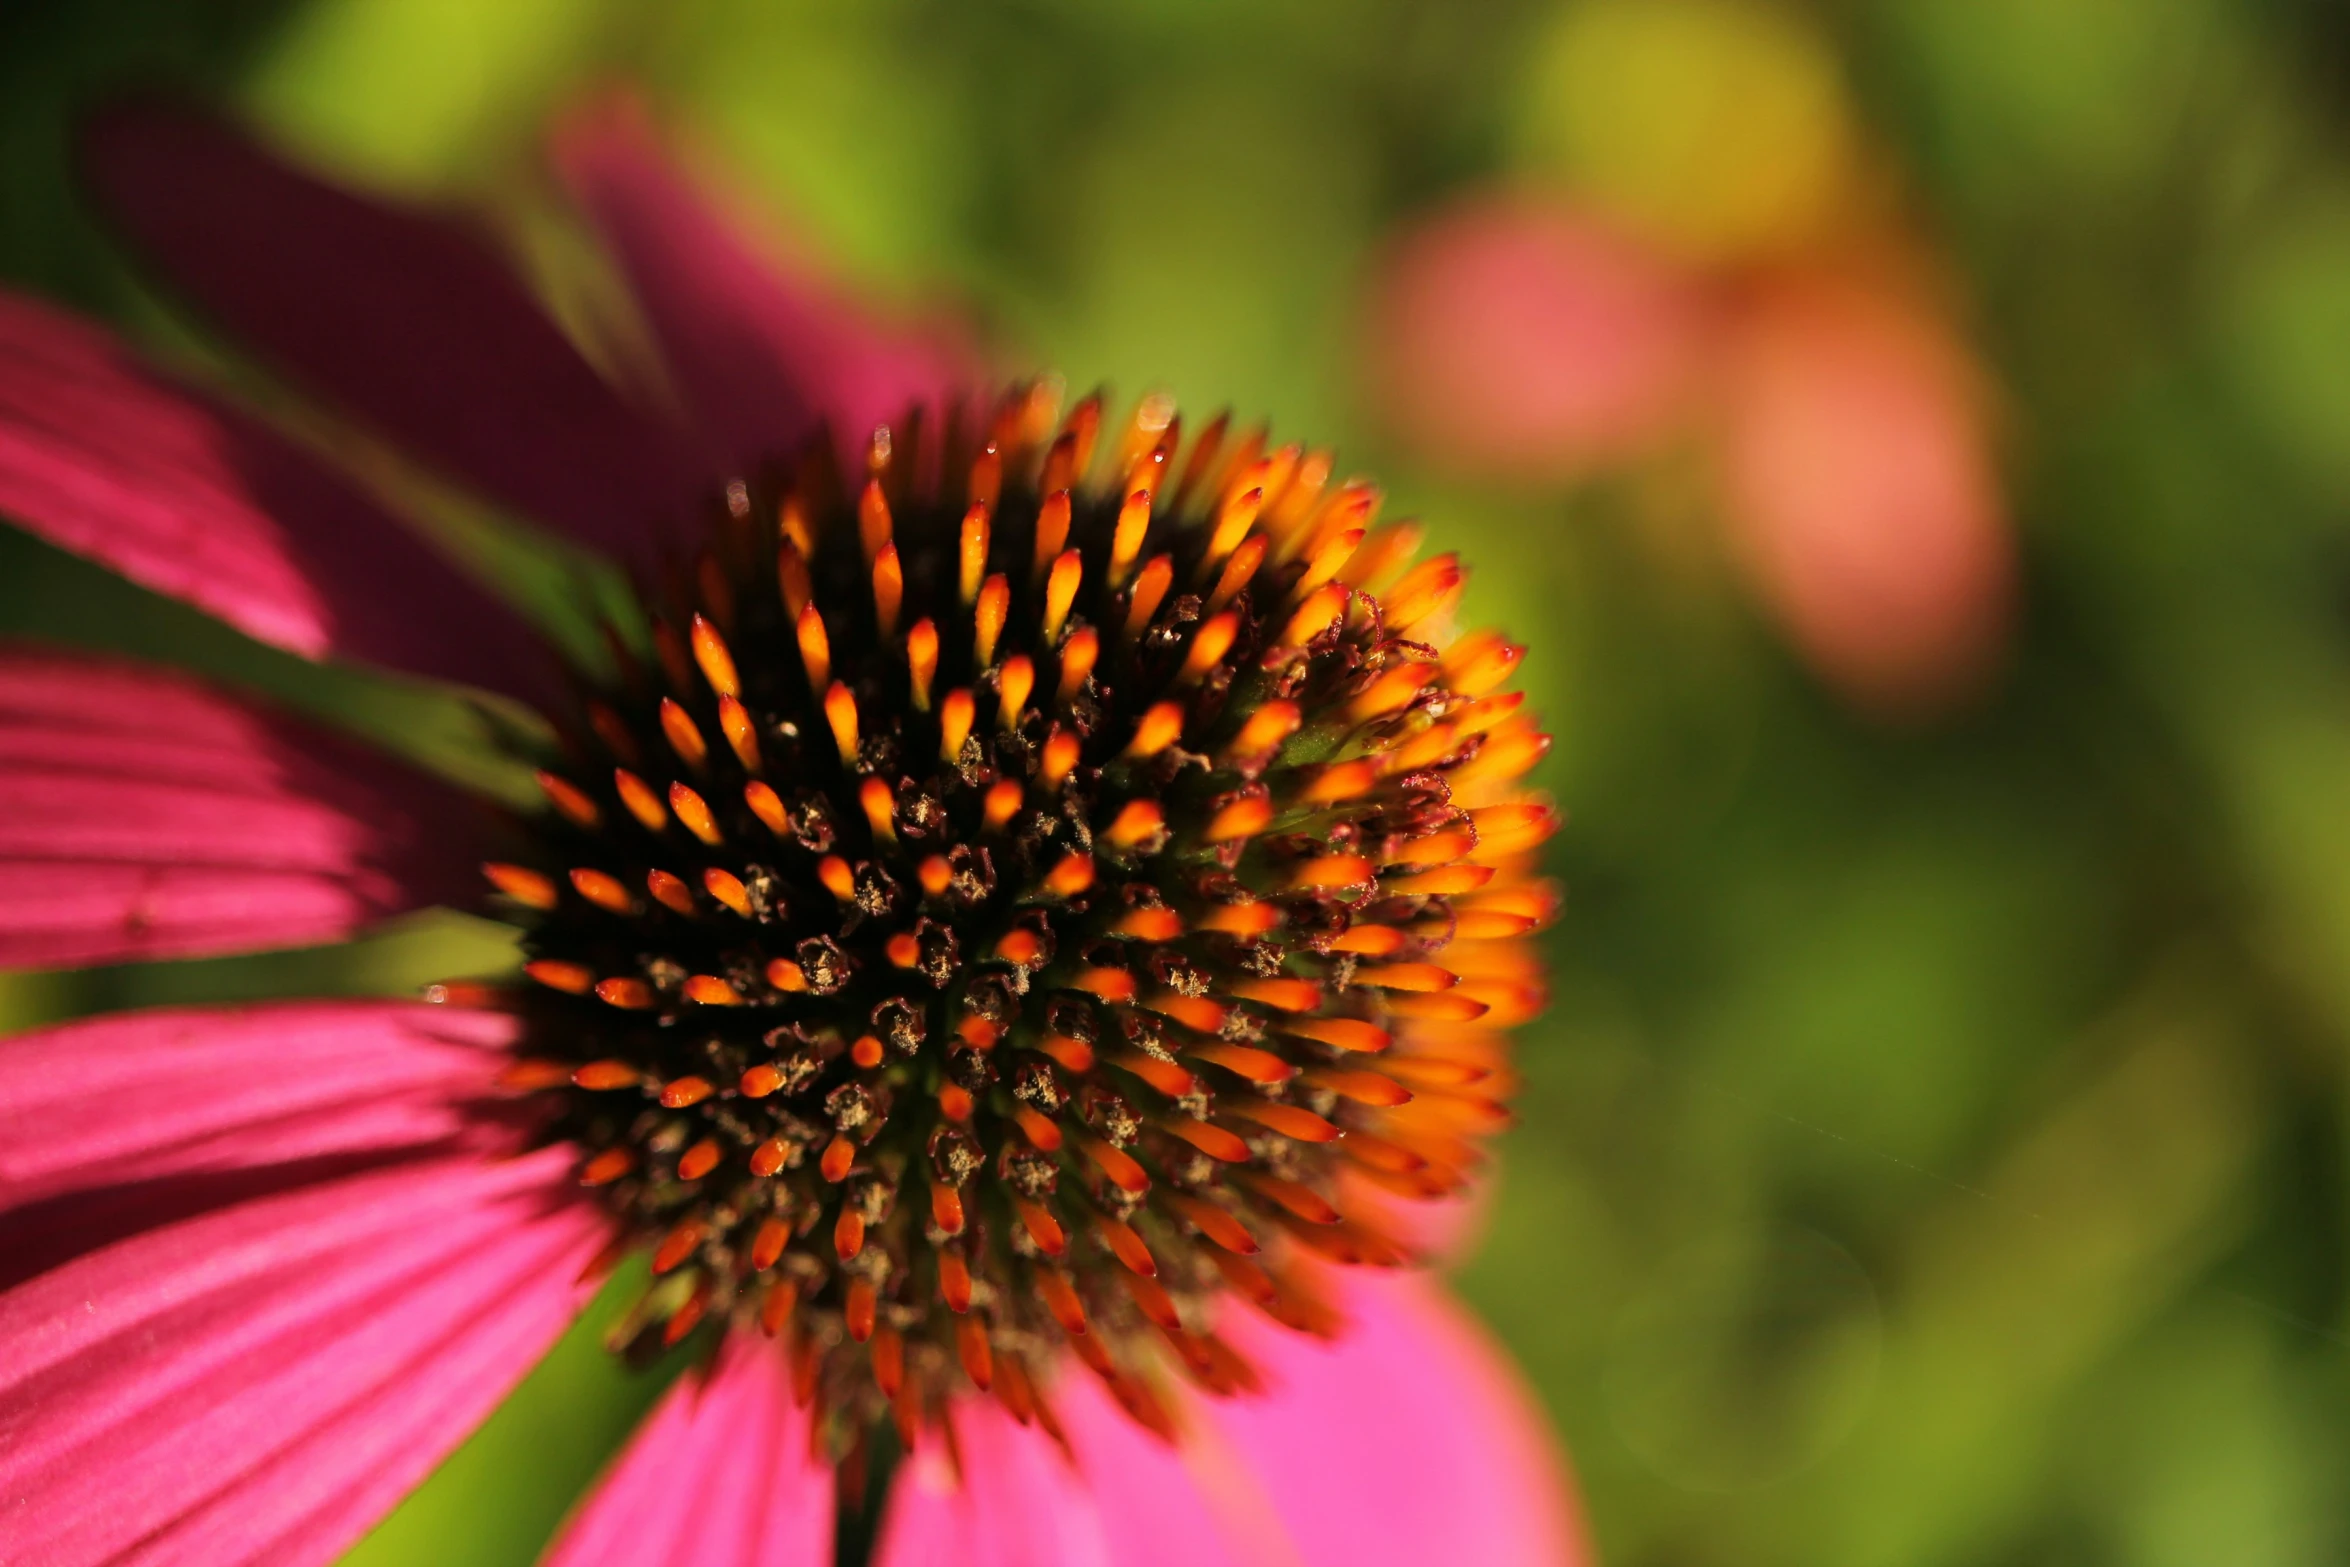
[490,385,1556,1445]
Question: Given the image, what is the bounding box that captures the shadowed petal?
[0,1146,604,1567]
[0,998,523,1292]
[81,102,703,559]
[554,98,968,476]
[541,1333,831,1567]
[0,999,512,1212]
[1198,1272,1587,1567]
[0,645,486,969]
[0,293,553,703]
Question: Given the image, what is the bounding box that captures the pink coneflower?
[0,101,1583,1566]
[1374,194,2012,717]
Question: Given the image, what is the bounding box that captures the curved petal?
[0,645,486,969]
[875,1395,1119,1567]
[872,1281,1578,1567]
[0,292,554,703]
[0,1145,605,1567]
[1198,1271,1588,1567]
[80,101,704,559]
[0,998,520,1293]
[1047,1373,1260,1567]
[875,1377,1247,1567]
[541,1333,830,1567]
[554,98,968,476]
[0,999,512,1211]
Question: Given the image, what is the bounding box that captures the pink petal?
[554,97,969,476]
[1044,1373,1261,1567]
[542,1333,831,1567]
[0,999,512,1212]
[1715,273,2013,713]
[0,645,484,968]
[873,1282,1580,1566]
[1372,194,1708,480]
[80,101,704,559]
[875,1376,1248,1567]
[0,292,552,702]
[1197,1271,1589,1567]
[0,998,521,1292]
[0,1146,605,1567]
[875,1397,1114,1567]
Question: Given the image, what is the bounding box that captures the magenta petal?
[0,999,512,1212]
[0,1146,604,1567]
[81,102,703,559]
[0,645,484,968]
[542,1334,831,1567]
[874,1378,1245,1567]
[0,998,520,1291]
[1200,1272,1588,1567]
[1045,1372,1253,1567]
[0,292,553,702]
[554,100,967,475]
[874,1396,1121,1567]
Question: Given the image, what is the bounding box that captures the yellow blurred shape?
[245,0,607,188]
[1514,0,1858,263]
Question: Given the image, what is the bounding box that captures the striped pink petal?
[875,1393,1146,1567]
[554,97,968,476]
[0,645,483,969]
[1024,1372,1255,1567]
[872,1276,1578,1566]
[0,999,512,1216]
[80,101,703,560]
[0,1146,604,1567]
[0,998,519,1294]
[0,291,552,702]
[1195,1271,1588,1567]
[542,1333,831,1567]
[875,1374,1255,1567]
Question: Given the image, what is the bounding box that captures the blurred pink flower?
[1374,195,1708,481]
[0,104,1586,1566]
[1716,273,2010,713]
[1371,193,2012,713]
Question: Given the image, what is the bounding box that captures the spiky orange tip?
[485,385,1557,1449]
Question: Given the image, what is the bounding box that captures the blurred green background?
[8,0,2350,1563]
